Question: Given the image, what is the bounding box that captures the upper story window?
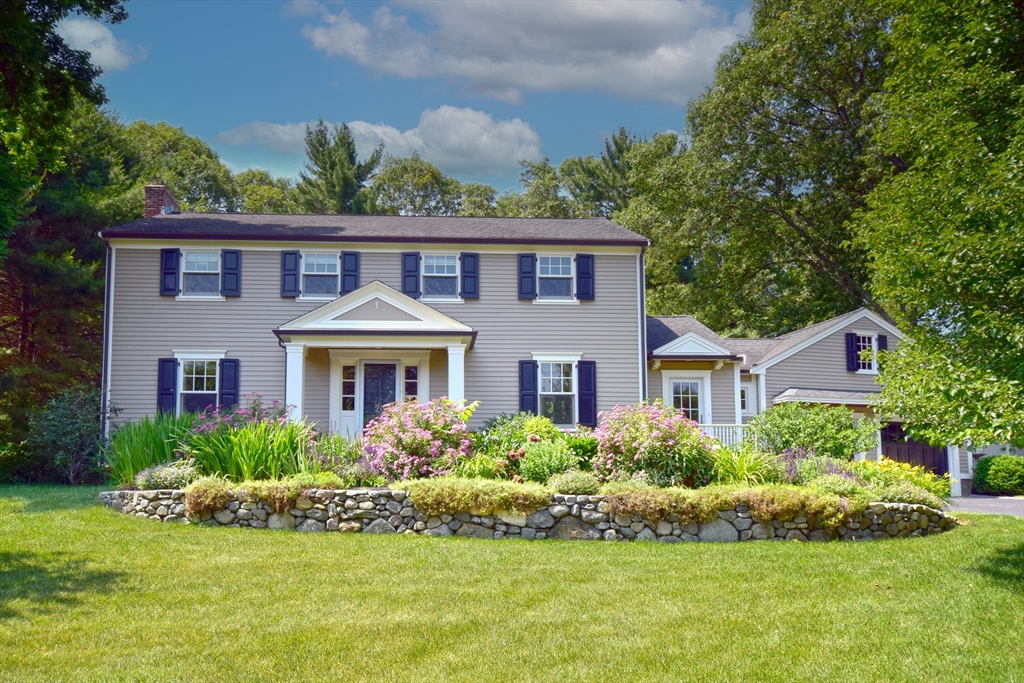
[422,254,458,298]
[538,256,573,299]
[181,359,218,413]
[539,361,575,427]
[856,334,877,373]
[183,251,220,296]
[303,253,339,297]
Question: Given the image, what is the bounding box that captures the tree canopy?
[295,119,382,214]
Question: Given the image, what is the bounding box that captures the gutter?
[98,231,649,248]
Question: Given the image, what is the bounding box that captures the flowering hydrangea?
[363,398,476,481]
[592,401,718,487]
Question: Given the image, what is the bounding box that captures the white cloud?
[57,18,147,72]
[297,1,749,105]
[217,105,541,177]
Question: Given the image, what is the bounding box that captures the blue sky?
[60,0,750,190]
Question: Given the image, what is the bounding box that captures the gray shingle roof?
[773,387,880,405]
[100,213,649,246]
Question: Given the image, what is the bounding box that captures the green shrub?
[867,481,945,509]
[747,403,880,459]
[563,428,598,468]
[848,457,952,499]
[454,453,501,479]
[134,459,201,490]
[27,386,115,484]
[476,412,561,457]
[399,477,552,517]
[592,402,717,487]
[973,455,1024,496]
[808,474,870,501]
[519,439,577,484]
[184,475,233,517]
[711,444,783,486]
[106,412,197,487]
[183,419,316,481]
[363,399,475,481]
[547,470,601,494]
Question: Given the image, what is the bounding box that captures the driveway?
[950,495,1024,518]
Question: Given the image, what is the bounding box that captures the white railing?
[700,424,748,447]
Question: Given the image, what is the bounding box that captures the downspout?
[638,246,648,401]
[100,236,114,438]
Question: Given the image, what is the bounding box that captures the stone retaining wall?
[99,489,957,542]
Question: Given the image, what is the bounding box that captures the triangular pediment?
[277,281,472,333]
[653,332,731,357]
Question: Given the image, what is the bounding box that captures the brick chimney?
[144,184,180,218]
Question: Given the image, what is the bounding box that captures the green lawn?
[1,486,1022,682]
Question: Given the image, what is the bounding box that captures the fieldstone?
[456,523,493,539]
[297,519,325,532]
[351,510,379,519]
[614,515,631,527]
[426,517,442,529]
[326,518,339,531]
[521,527,537,540]
[400,507,415,518]
[698,519,739,543]
[498,512,527,527]
[344,499,358,510]
[454,511,471,522]
[413,521,426,531]
[268,512,295,530]
[236,509,253,521]
[448,519,462,531]
[718,510,738,522]
[658,535,681,543]
[886,523,899,536]
[739,530,752,541]
[227,501,240,512]
[679,533,699,542]
[294,496,314,511]
[581,510,608,524]
[750,523,773,540]
[250,520,267,529]
[870,503,888,515]
[358,501,376,510]
[635,528,658,542]
[630,522,645,533]
[386,500,402,514]
[363,519,397,534]
[339,521,362,533]
[549,517,602,540]
[213,510,236,525]
[388,515,404,528]
[603,529,618,541]
[732,517,753,531]
[682,522,699,536]
[252,508,267,521]
[481,518,495,529]
[619,527,636,539]
[392,490,407,502]
[305,508,328,521]
[656,520,673,536]
[808,529,830,542]
[164,515,179,523]
[785,529,807,541]
[526,510,555,528]
[290,509,305,517]
[425,524,452,537]
[156,505,169,516]
[549,505,570,518]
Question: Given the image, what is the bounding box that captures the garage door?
[881,423,947,475]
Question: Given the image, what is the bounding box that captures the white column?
[285,343,305,421]
[446,343,466,403]
[733,362,742,424]
[757,372,767,416]
[947,445,963,497]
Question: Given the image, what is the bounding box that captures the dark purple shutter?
[461,252,479,299]
[877,334,888,352]
[281,251,300,297]
[402,252,420,298]
[518,254,536,300]
[219,359,240,409]
[157,358,177,414]
[519,360,538,414]
[845,332,858,371]
[576,254,594,301]
[341,251,360,294]
[578,360,597,427]
[160,249,179,296]
[220,249,241,297]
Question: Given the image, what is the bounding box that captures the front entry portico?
[275,281,475,436]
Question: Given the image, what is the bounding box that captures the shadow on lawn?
[973,541,1024,594]
[0,551,125,620]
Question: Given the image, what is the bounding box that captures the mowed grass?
[1,486,1023,683]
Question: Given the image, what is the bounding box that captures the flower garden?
[99,394,956,541]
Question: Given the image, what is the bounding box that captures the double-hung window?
[181,359,218,413]
[539,361,575,426]
[182,251,220,296]
[538,256,573,299]
[303,253,339,297]
[672,380,701,422]
[856,334,877,373]
[422,254,458,298]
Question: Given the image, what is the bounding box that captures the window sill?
[422,297,464,304]
[175,294,226,302]
[297,296,338,302]
[532,298,580,305]
[855,369,879,375]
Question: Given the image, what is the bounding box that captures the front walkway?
[950,495,1024,518]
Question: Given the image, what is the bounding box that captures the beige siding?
[304,348,330,428]
[764,319,891,402]
[647,361,739,424]
[109,246,643,428]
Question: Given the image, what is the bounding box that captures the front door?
[363,363,397,426]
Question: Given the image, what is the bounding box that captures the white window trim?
[853,331,879,375]
[661,369,712,423]
[739,387,748,412]
[178,250,223,300]
[536,357,580,429]
[173,350,226,416]
[419,253,462,302]
[298,250,340,301]
[535,254,576,303]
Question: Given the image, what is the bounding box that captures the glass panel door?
[363,363,397,426]
[672,380,701,422]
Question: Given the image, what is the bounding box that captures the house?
[100,185,649,437]
[100,185,977,494]
[646,309,973,495]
